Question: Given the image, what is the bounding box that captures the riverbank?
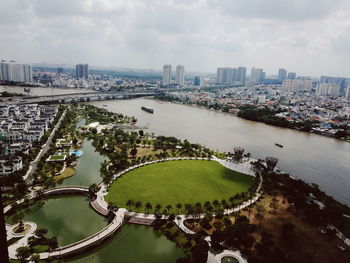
[155,95,350,142]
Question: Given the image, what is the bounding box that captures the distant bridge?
[0,91,163,105]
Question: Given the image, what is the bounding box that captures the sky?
[1,0,350,77]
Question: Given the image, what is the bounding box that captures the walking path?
[94,156,263,235]
[24,110,66,183]
[37,208,126,260]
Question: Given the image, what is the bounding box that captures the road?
[23,110,66,183]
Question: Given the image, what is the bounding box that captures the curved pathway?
[95,157,263,235]
[37,208,126,260]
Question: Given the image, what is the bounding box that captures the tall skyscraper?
[237,67,247,83]
[287,72,296,79]
[216,68,225,84]
[278,68,287,82]
[0,61,32,83]
[76,64,89,79]
[251,67,265,84]
[162,64,172,86]
[175,65,185,86]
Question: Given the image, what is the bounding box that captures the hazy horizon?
[1,0,350,77]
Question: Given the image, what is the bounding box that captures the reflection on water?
[6,196,106,246]
[69,224,184,263]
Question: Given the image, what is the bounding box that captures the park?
[105,159,254,214]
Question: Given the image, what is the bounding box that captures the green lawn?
[106,160,253,213]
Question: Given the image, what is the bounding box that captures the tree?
[126,200,134,210]
[138,130,144,137]
[35,228,48,239]
[130,147,138,158]
[16,247,31,262]
[166,204,173,213]
[176,203,183,214]
[89,183,100,197]
[49,236,58,249]
[145,202,152,213]
[135,201,142,212]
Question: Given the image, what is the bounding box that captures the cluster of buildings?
[0,60,33,83]
[215,66,298,86]
[216,67,247,85]
[162,64,185,87]
[0,104,58,175]
[164,82,350,139]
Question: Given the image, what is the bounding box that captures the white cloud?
[0,0,350,77]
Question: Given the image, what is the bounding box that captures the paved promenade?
[7,222,37,259]
[37,208,126,260]
[95,157,263,235]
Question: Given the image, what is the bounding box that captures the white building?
[282,79,312,91]
[162,64,172,86]
[175,65,185,86]
[0,61,33,82]
[316,83,340,97]
[251,67,265,84]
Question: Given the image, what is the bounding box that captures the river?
[88,98,350,206]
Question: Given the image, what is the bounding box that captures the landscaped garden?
[105,159,254,213]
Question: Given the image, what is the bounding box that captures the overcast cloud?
[1,0,350,77]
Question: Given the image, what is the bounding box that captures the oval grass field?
[105,160,254,213]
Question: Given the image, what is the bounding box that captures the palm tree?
[135,201,142,212]
[213,200,219,208]
[204,201,211,208]
[145,202,152,213]
[155,204,162,211]
[126,199,134,210]
[166,204,173,213]
[176,203,182,214]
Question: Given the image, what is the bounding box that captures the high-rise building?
[175,65,185,86]
[287,72,296,79]
[162,64,172,86]
[345,85,350,99]
[0,61,32,83]
[76,64,89,79]
[217,67,241,85]
[237,67,247,83]
[251,67,265,84]
[193,76,201,86]
[316,83,340,97]
[278,68,287,82]
[282,79,312,91]
[216,68,225,84]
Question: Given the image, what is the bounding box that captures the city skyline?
[1,0,350,77]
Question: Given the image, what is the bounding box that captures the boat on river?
[141,106,154,113]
